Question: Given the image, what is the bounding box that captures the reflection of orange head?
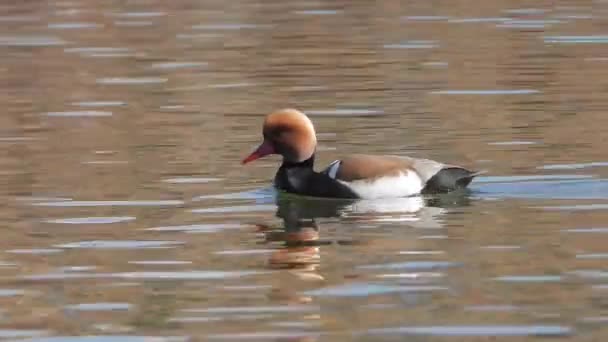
[269,246,320,268]
[243,109,317,164]
[285,228,319,243]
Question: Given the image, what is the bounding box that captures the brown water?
[2,0,608,341]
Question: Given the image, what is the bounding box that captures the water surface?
[2,0,608,340]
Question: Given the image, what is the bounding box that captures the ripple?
[0,15,40,22]
[0,262,18,267]
[563,227,608,233]
[114,21,154,27]
[20,337,187,342]
[191,204,276,214]
[304,283,447,297]
[192,24,261,30]
[289,85,329,91]
[366,325,571,337]
[129,260,192,265]
[65,47,131,55]
[580,316,608,323]
[44,217,135,224]
[22,270,266,281]
[164,177,221,184]
[480,245,522,251]
[150,62,207,70]
[167,317,223,323]
[96,77,167,85]
[116,270,267,280]
[422,61,448,67]
[544,35,608,44]
[576,253,608,259]
[475,179,608,200]
[48,22,102,29]
[82,52,137,58]
[586,57,608,62]
[570,270,608,280]
[82,160,128,165]
[143,223,245,233]
[112,12,166,18]
[534,204,608,211]
[384,41,437,49]
[46,111,112,117]
[183,305,319,314]
[493,275,563,283]
[488,141,538,146]
[398,250,444,255]
[271,321,320,328]
[504,8,547,15]
[358,261,460,270]
[538,161,608,170]
[0,36,66,46]
[497,20,562,29]
[464,305,520,312]
[64,303,132,311]
[72,101,125,107]
[306,109,383,116]
[375,272,444,280]
[60,266,97,272]
[208,82,255,89]
[554,14,593,20]
[206,332,319,340]
[477,175,591,183]
[293,10,340,15]
[176,33,221,40]
[0,289,26,297]
[0,136,37,142]
[221,288,271,296]
[449,17,509,23]
[0,330,50,338]
[55,240,183,249]
[33,200,183,207]
[214,249,275,256]
[18,196,72,204]
[418,235,448,240]
[7,249,63,255]
[21,273,110,281]
[403,16,450,21]
[193,188,274,200]
[431,89,539,95]
[55,9,83,16]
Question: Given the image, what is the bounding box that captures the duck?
[242,108,480,199]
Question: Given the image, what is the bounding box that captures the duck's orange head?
[242,109,317,164]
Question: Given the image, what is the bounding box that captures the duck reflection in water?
[254,190,472,280]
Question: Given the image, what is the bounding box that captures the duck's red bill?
[242,141,275,164]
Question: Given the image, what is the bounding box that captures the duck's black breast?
[275,164,359,199]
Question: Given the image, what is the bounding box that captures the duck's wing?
[321,154,439,181]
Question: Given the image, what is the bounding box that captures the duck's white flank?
[338,170,424,199]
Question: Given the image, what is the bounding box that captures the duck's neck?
[275,153,359,198]
[275,154,316,193]
[279,154,315,170]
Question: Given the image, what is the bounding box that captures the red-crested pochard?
[242,109,480,199]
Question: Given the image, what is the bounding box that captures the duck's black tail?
[422,168,484,194]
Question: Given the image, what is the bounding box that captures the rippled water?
[2,0,608,341]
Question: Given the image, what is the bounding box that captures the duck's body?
[243,109,479,199]
[275,154,477,199]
